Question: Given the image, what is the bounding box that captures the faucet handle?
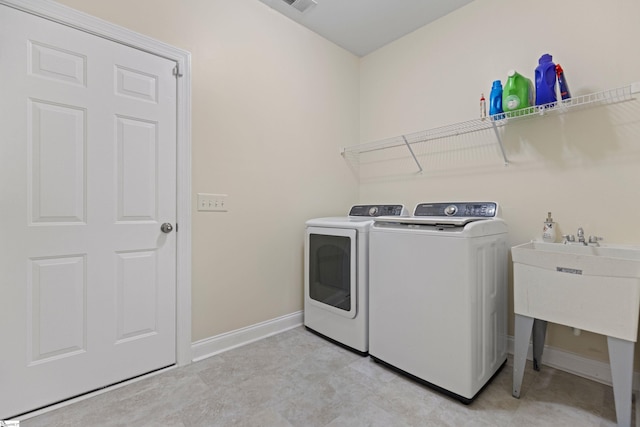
[588,235,603,244]
[562,234,575,243]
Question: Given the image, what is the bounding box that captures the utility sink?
[512,241,640,426]
[512,241,640,341]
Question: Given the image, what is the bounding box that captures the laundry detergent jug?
[502,70,534,116]
[489,80,504,119]
[535,53,557,106]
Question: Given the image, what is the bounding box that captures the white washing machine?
[304,204,408,355]
[369,202,508,403]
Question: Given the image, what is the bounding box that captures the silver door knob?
[160,223,173,233]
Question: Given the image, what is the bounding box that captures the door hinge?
[173,64,183,78]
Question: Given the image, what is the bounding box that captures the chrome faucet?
[563,227,603,246]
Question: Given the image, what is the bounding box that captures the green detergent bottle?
[502,70,534,116]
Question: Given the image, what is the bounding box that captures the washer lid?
[306,216,375,229]
[374,216,483,227]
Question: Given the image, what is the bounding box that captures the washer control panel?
[414,202,498,218]
[349,204,408,217]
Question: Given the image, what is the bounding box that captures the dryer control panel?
[349,204,408,217]
[414,202,498,218]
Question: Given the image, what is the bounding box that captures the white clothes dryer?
[304,204,408,355]
[369,202,508,403]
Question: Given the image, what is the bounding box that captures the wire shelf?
[342,82,639,171]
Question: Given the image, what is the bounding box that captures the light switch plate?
[197,193,228,212]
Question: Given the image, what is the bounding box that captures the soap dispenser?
[542,212,556,243]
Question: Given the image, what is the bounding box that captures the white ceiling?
[257,0,474,57]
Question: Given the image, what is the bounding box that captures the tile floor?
[20,326,634,427]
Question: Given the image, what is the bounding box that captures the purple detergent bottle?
[535,53,557,106]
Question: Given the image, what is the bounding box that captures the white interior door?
[0,5,177,418]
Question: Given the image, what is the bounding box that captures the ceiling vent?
[282,0,317,13]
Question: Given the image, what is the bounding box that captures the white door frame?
[0,0,192,367]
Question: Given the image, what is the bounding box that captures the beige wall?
[54,0,640,369]
[54,0,360,340]
[359,0,640,366]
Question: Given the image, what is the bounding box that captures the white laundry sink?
[512,241,640,341]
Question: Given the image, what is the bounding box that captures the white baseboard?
[191,311,303,362]
[507,336,640,391]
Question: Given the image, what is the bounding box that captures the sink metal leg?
[607,336,634,427]
[513,314,534,398]
[532,319,548,371]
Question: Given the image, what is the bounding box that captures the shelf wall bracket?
[402,135,423,173]
[491,120,509,166]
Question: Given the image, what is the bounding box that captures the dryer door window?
[306,227,357,319]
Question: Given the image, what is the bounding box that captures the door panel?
[28,255,87,363]
[116,116,158,221]
[0,5,177,418]
[115,250,159,342]
[29,99,86,223]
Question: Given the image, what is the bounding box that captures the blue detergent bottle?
[489,80,504,119]
[535,53,557,106]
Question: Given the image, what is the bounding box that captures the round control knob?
[444,205,457,216]
[368,206,379,216]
